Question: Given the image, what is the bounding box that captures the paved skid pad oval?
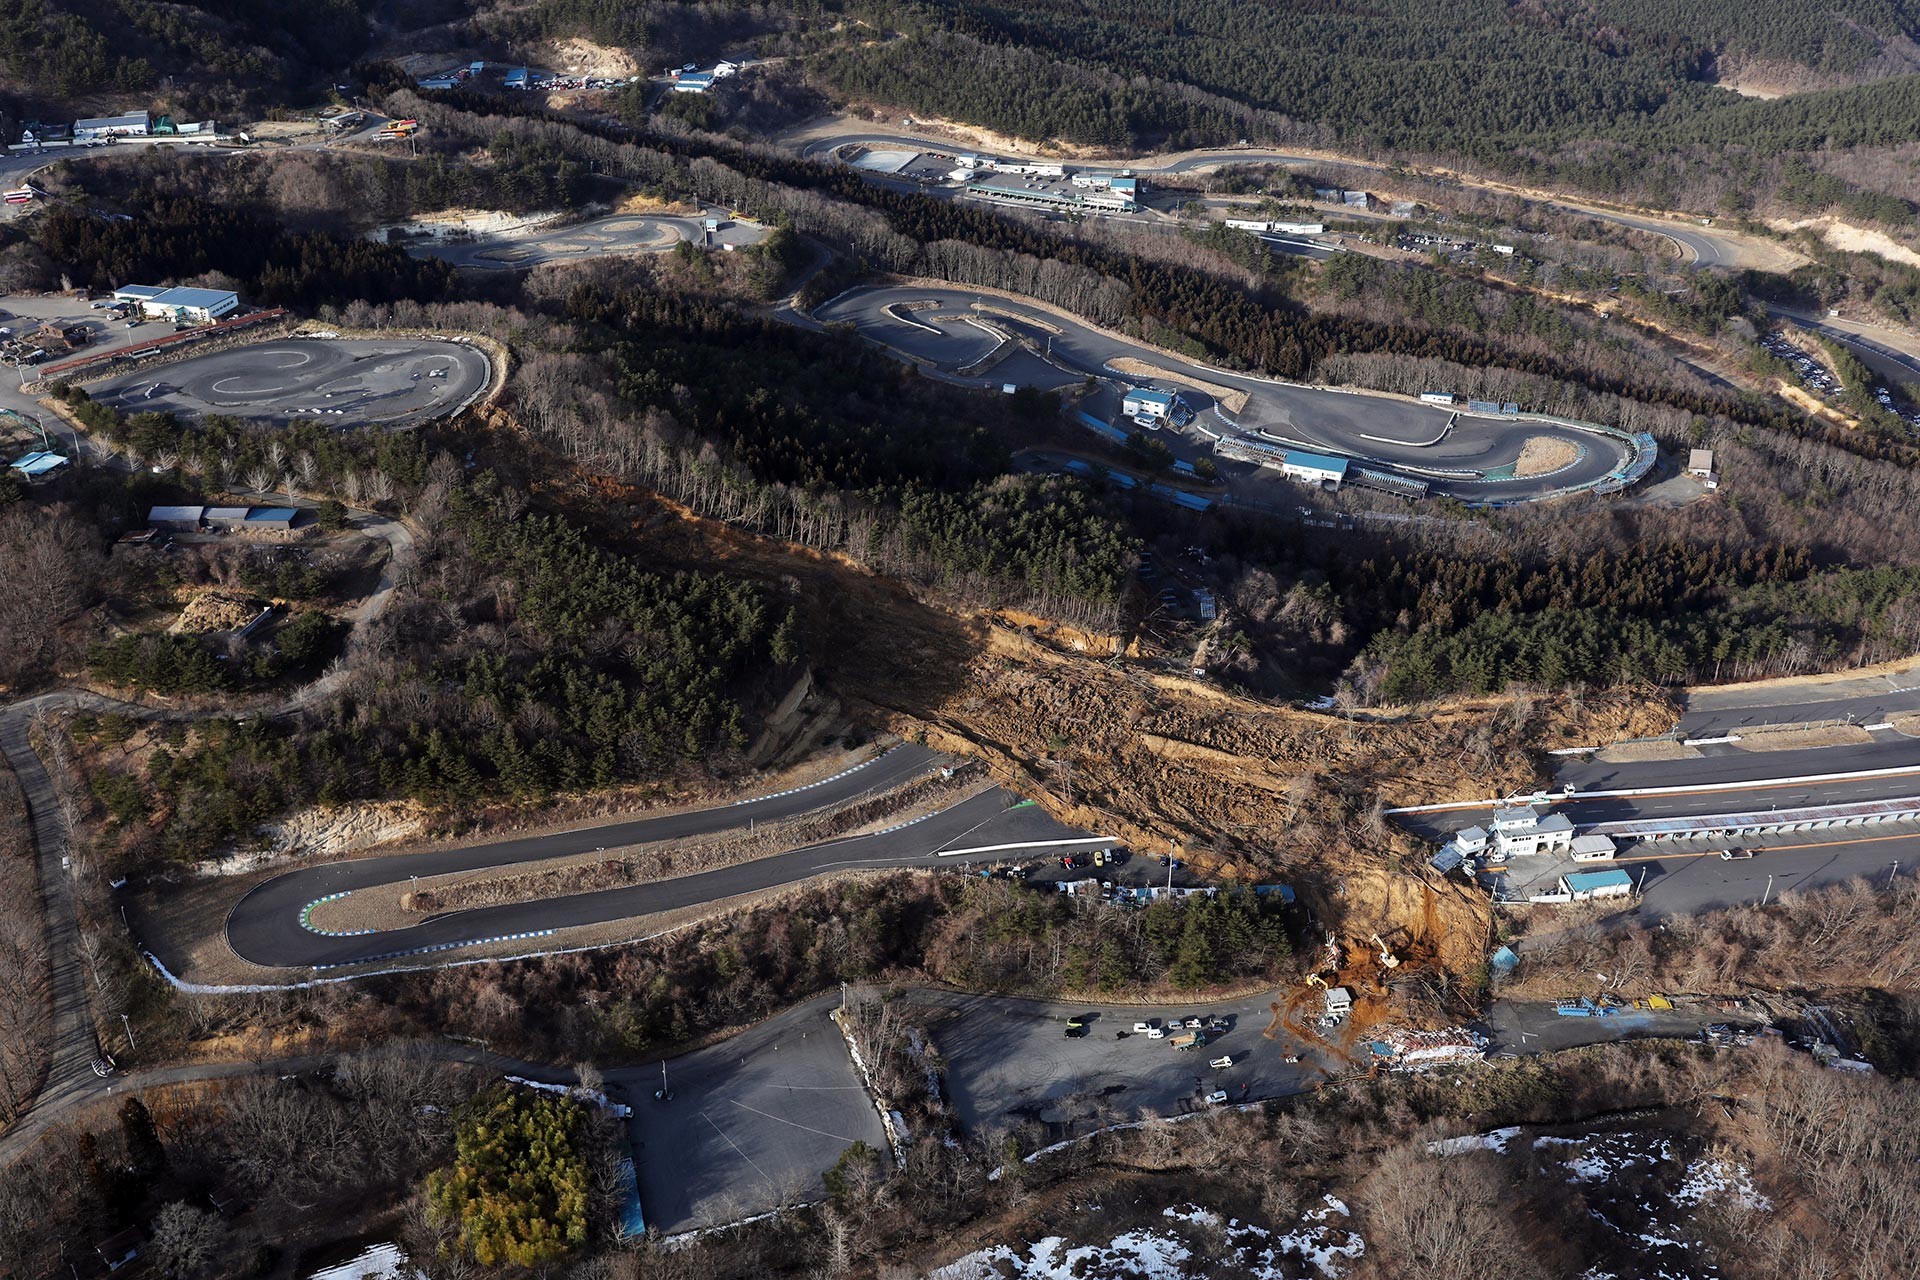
[89,338,491,427]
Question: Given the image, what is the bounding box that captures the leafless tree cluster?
[0,503,104,690]
[514,352,1127,631]
[1511,875,1920,999]
[0,763,50,1127]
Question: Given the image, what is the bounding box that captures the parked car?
[1147,1027,1166,1040]
[1721,848,1754,861]
[1133,1021,1152,1033]
[1205,1090,1229,1106]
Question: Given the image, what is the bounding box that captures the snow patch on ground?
[928,1198,1362,1279]
[1675,1157,1771,1211]
[306,1242,422,1280]
[1427,1125,1521,1156]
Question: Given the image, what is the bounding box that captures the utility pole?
[120,1013,136,1052]
[1761,873,1774,907]
[1889,860,1900,889]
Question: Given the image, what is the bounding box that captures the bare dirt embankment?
[493,423,1683,985]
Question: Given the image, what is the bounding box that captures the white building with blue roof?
[1278,450,1349,488]
[1123,387,1176,423]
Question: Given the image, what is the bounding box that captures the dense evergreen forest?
[33,195,453,310]
[0,0,378,103]
[811,0,1920,154]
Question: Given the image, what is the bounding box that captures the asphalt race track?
[407,212,769,269]
[209,746,1113,972]
[816,285,1629,501]
[90,339,492,427]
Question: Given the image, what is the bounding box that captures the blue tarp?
[614,1156,645,1237]
[1489,945,1520,973]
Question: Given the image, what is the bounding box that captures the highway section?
[816,284,1632,502]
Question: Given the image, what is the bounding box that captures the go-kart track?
[88,338,492,427]
[815,286,1646,504]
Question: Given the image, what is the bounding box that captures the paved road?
[815,285,1628,502]
[790,128,1776,271]
[88,339,492,427]
[1775,307,1920,384]
[1401,739,1920,844]
[0,710,101,1137]
[215,754,1117,972]
[1673,662,1920,737]
[407,210,768,269]
[1618,827,1920,921]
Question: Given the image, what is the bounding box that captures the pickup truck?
[1209,1055,1233,1070]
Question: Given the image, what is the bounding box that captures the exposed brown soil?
[1513,436,1583,478]
[170,590,265,634]
[1594,741,1701,764]
[1734,725,1874,751]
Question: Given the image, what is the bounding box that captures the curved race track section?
[816,285,1630,502]
[90,338,492,427]
[211,746,1106,972]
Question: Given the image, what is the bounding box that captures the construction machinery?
[1369,933,1401,971]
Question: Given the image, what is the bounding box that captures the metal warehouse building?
[133,286,240,323]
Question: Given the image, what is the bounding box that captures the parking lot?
[611,994,887,1234]
[0,292,159,374]
[901,989,1323,1143]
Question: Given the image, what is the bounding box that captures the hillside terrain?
[1,2,1920,1278]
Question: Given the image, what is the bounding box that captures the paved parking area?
[903,989,1324,1143]
[612,995,885,1233]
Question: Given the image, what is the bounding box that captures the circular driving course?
[89,338,492,427]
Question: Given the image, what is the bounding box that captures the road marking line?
[935,836,1119,858]
[725,1098,864,1144]
[702,1112,776,1188]
[1388,762,1920,814]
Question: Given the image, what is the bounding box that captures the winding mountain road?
[211,747,1103,971]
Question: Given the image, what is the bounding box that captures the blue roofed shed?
[244,506,300,532]
[8,450,68,479]
[1562,869,1633,900]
